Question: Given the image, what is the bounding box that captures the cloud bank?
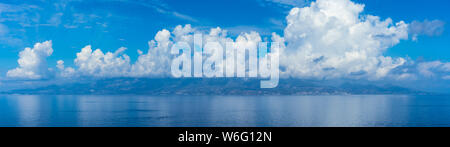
[7,41,53,79]
[280,0,409,79]
[5,0,449,82]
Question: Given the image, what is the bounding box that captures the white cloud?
[224,25,273,36]
[56,60,76,78]
[130,25,263,77]
[172,12,198,23]
[110,0,198,22]
[409,20,445,41]
[443,75,450,80]
[56,60,64,70]
[7,41,53,79]
[0,3,38,13]
[47,24,271,78]
[45,13,64,27]
[0,23,8,35]
[0,23,23,46]
[64,13,103,29]
[6,0,449,82]
[130,29,173,77]
[261,0,310,7]
[418,61,450,78]
[279,0,409,79]
[0,3,40,27]
[0,3,40,46]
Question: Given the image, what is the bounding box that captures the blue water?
[0,95,449,127]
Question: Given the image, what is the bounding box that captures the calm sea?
[0,95,449,127]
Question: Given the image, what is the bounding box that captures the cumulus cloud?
[279,0,409,79]
[50,24,268,78]
[262,0,310,7]
[0,23,8,35]
[409,20,445,41]
[443,75,450,80]
[7,41,53,79]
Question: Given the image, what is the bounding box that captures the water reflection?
[0,95,449,127]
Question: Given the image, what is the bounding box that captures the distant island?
[1,78,431,95]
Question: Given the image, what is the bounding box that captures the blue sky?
[355,0,449,61]
[0,0,449,92]
[0,0,283,66]
[0,0,446,67]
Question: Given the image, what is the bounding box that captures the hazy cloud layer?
[418,61,450,79]
[49,24,269,78]
[261,0,310,7]
[409,20,445,41]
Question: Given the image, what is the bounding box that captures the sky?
[0,0,449,92]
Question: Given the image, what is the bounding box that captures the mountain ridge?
[0,78,431,95]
